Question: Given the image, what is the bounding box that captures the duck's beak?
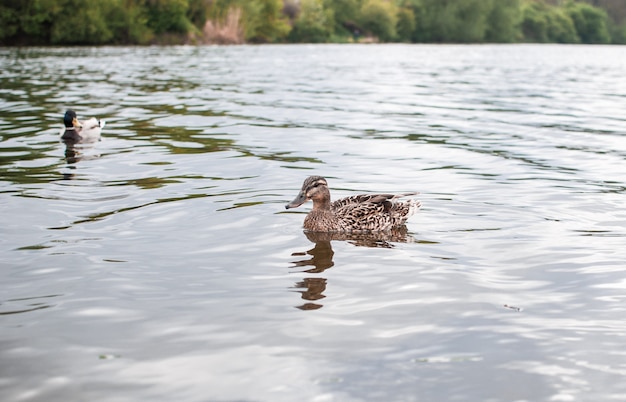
[72,117,82,128]
[285,191,307,209]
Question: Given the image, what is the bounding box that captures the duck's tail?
[391,193,421,217]
[406,198,421,218]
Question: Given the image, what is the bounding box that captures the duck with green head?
[61,110,105,144]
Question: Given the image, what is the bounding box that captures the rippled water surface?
[1,44,626,401]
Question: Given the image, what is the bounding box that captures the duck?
[60,110,105,144]
[285,176,421,233]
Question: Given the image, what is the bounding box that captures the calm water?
[1,44,626,401]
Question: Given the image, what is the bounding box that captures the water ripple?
[1,44,626,402]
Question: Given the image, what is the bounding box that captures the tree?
[239,0,291,42]
[609,20,626,43]
[566,1,610,43]
[145,0,192,34]
[547,7,579,43]
[360,0,398,41]
[324,0,361,36]
[485,0,521,42]
[289,0,334,43]
[412,0,495,43]
[396,7,416,42]
[521,0,552,42]
[521,1,581,43]
[50,0,121,44]
[0,1,20,41]
[107,0,153,45]
[17,0,61,44]
[187,0,210,28]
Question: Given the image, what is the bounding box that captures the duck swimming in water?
[60,110,105,144]
[285,176,420,233]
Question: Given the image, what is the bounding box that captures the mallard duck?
[60,110,105,144]
[285,176,421,232]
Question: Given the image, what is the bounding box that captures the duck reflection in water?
[290,229,416,310]
[61,144,102,171]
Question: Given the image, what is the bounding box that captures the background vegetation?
[1,0,624,45]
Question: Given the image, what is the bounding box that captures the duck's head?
[63,110,81,129]
[285,176,329,209]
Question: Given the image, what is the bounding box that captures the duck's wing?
[333,200,398,231]
[331,193,420,231]
[75,117,104,142]
[80,117,105,130]
[331,193,418,210]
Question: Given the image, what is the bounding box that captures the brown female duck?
[285,176,420,233]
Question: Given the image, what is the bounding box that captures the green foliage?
[0,3,20,40]
[18,0,61,43]
[324,0,361,35]
[50,0,115,44]
[609,21,626,44]
[0,0,620,45]
[245,0,291,42]
[485,0,521,42]
[187,0,210,28]
[108,1,154,45]
[547,8,579,43]
[145,0,192,34]
[213,0,290,42]
[566,1,611,44]
[189,0,291,42]
[521,1,578,43]
[521,1,549,42]
[0,0,152,45]
[359,0,398,42]
[396,7,416,42]
[413,0,494,42]
[204,0,234,20]
[289,0,334,43]
[450,0,495,42]
[520,1,609,44]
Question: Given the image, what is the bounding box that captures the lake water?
[1,44,626,401]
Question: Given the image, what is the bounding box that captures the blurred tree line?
[0,0,624,45]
